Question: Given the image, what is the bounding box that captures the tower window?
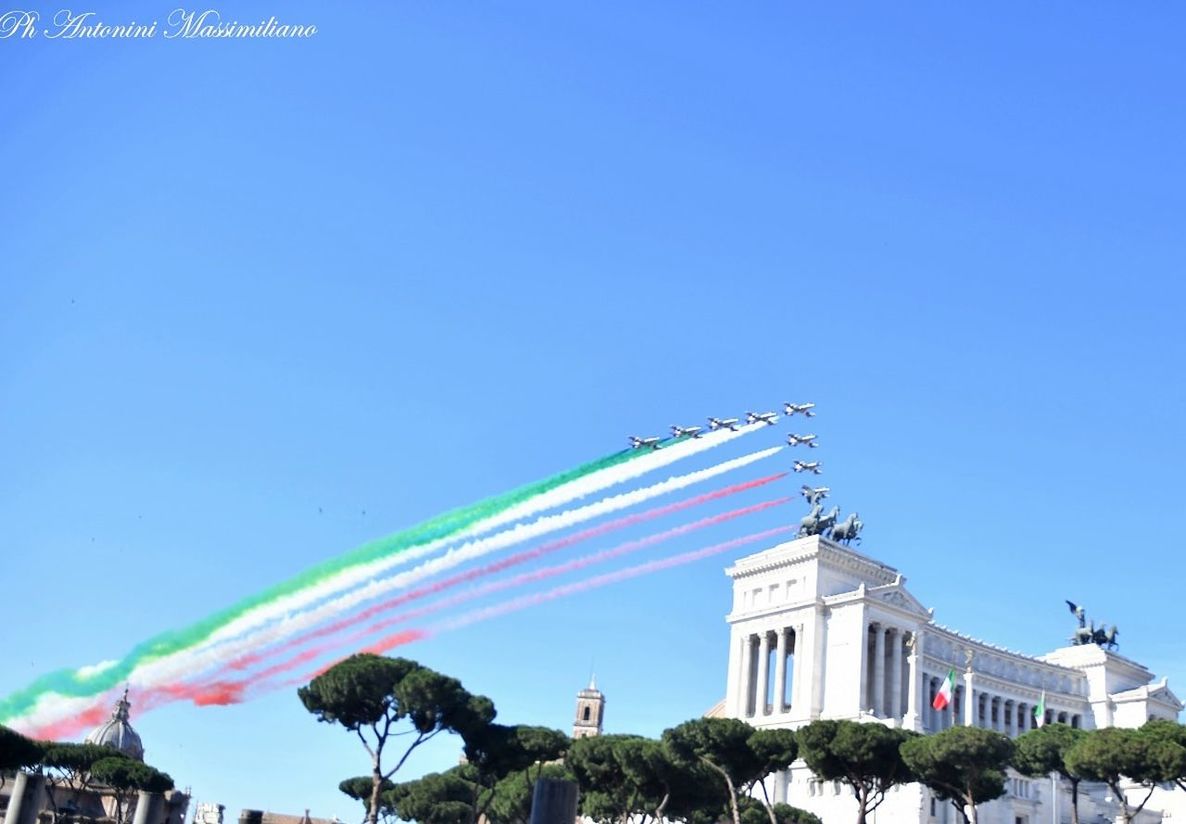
[583,706,591,721]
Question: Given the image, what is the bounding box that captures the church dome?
[84,690,144,761]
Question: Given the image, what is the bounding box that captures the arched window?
[583,706,591,721]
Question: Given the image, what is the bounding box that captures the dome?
[84,689,144,761]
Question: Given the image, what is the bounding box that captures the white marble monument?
[712,535,1183,824]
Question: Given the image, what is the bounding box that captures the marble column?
[745,635,758,717]
[756,631,771,716]
[810,604,827,718]
[774,628,789,713]
[727,632,744,717]
[872,624,887,717]
[890,629,904,720]
[904,633,922,731]
[963,670,976,727]
[3,772,47,824]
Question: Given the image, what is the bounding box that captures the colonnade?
[922,674,1083,735]
[863,622,910,720]
[738,625,798,718]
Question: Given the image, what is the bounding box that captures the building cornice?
[726,535,899,584]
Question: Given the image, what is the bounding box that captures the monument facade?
[717,534,1183,824]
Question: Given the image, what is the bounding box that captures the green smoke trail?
[0,443,665,724]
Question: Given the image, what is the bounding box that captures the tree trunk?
[855,786,867,824]
[1069,779,1080,824]
[722,770,741,824]
[966,799,976,824]
[1110,780,1130,824]
[367,759,383,824]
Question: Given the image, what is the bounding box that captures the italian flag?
[1033,691,1046,728]
[932,669,956,710]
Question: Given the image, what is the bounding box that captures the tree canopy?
[795,719,916,824]
[0,724,43,774]
[300,654,496,824]
[1139,719,1186,793]
[662,718,795,824]
[900,726,1013,824]
[1065,726,1181,824]
[1012,724,1086,824]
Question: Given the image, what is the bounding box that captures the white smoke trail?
[8,438,780,733]
[128,446,783,690]
[202,423,766,648]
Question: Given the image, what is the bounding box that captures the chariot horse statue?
[798,503,824,537]
[815,505,840,536]
[830,512,863,545]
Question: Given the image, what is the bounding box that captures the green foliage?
[1140,719,1186,791]
[299,655,493,737]
[40,742,126,773]
[299,654,496,824]
[91,757,174,793]
[0,725,43,772]
[568,734,649,823]
[1012,724,1087,824]
[339,776,394,802]
[796,719,915,822]
[663,718,795,824]
[488,763,574,824]
[385,769,476,824]
[464,724,568,783]
[900,726,1013,821]
[1012,723,1085,780]
[1064,727,1174,787]
[1064,726,1182,821]
[737,797,822,824]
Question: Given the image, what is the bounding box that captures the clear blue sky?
[2,1,1184,820]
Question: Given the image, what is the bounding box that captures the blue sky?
[2,1,1185,819]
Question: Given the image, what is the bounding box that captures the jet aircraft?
[708,416,740,431]
[784,402,816,418]
[746,411,779,426]
[670,425,703,439]
[793,460,823,474]
[800,485,830,506]
[629,436,662,450]
[787,433,818,448]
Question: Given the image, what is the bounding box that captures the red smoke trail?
[31,496,790,732]
[307,524,797,678]
[227,473,786,672]
[218,497,791,693]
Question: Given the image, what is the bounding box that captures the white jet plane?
[787,433,818,448]
[784,402,816,418]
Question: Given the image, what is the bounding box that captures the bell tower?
[572,675,605,739]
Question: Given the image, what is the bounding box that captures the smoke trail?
[230,472,787,671]
[3,428,771,730]
[318,525,797,685]
[22,501,788,732]
[435,524,796,632]
[125,448,782,691]
[151,499,791,712]
[203,424,767,649]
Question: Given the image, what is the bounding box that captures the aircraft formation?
[628,400,863,543]
[630,401,818,450]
